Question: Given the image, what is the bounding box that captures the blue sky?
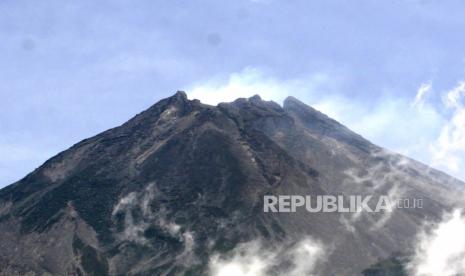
[1,0,465,187]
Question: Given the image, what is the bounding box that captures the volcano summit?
[0,92,464,275]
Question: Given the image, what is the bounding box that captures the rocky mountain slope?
[0,92,464,275]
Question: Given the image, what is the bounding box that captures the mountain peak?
[1,92,464,276]
[249,94,262,101]
[283,95,300,105]
[283,96,337,127]
[169,90,188,103]
[283,96,319,114]
[145,91,189,111]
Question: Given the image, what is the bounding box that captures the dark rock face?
[0,92,464,275]
[362,254,410,276]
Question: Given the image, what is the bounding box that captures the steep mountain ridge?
[0,92,463,275]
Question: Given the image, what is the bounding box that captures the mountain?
[0,92,464,276]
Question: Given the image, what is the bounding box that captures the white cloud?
[430,81,465,173]
[445,81,465,108]
[410,209,465,276]
[111,183,196,257]
[186,67,338,106]
[412,82,432,108]
[208,237,325,276]
[209,241,269,276]
[287,238,325,276]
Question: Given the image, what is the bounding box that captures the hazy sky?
[1,0,465,187]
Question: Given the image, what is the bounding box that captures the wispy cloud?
[186,67,342,105]
[409,209,465,276]
[412,82,432,108]
[445,81,465,108]
[208,237,326,276]
[112,182,195,261]
[430,81,465,173]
